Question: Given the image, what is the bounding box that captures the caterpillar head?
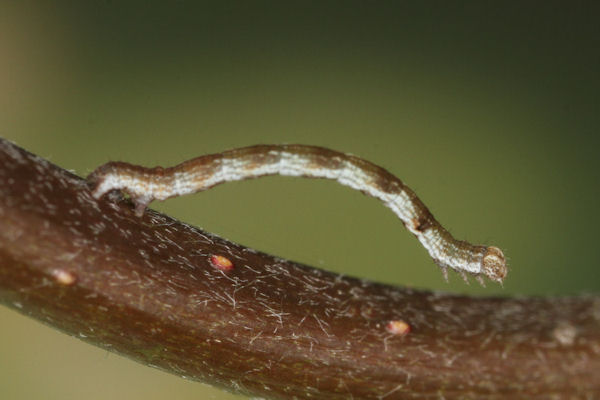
[481,246,507,283]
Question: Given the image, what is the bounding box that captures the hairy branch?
[0,138,598,399]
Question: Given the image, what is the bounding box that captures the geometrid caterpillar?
[88,144,507,284]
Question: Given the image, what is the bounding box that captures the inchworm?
[88,144,507,284]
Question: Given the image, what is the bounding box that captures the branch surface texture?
[0,138,598,399]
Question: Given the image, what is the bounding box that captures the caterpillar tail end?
[132,195,153,217]
[87,168,152,217]
[481,246,507,283]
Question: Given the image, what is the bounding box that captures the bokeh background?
[1,2,598,399]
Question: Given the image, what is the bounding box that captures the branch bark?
[0,138,598,399]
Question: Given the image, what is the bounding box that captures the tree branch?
[0,138,598,399]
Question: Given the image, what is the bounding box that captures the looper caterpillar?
[88,144,507,284]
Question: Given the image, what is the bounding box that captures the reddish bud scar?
[386,320,411,336]
[210,255,234,272]
[52,269,77,286]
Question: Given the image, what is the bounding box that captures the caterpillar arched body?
[88,144,507,284]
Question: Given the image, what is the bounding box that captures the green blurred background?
[1,2,598,399]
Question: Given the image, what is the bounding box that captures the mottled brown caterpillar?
[88,144,507,284]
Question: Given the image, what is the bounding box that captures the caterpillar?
[88,144,507,284]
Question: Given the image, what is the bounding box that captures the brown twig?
[0,138,598,399]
